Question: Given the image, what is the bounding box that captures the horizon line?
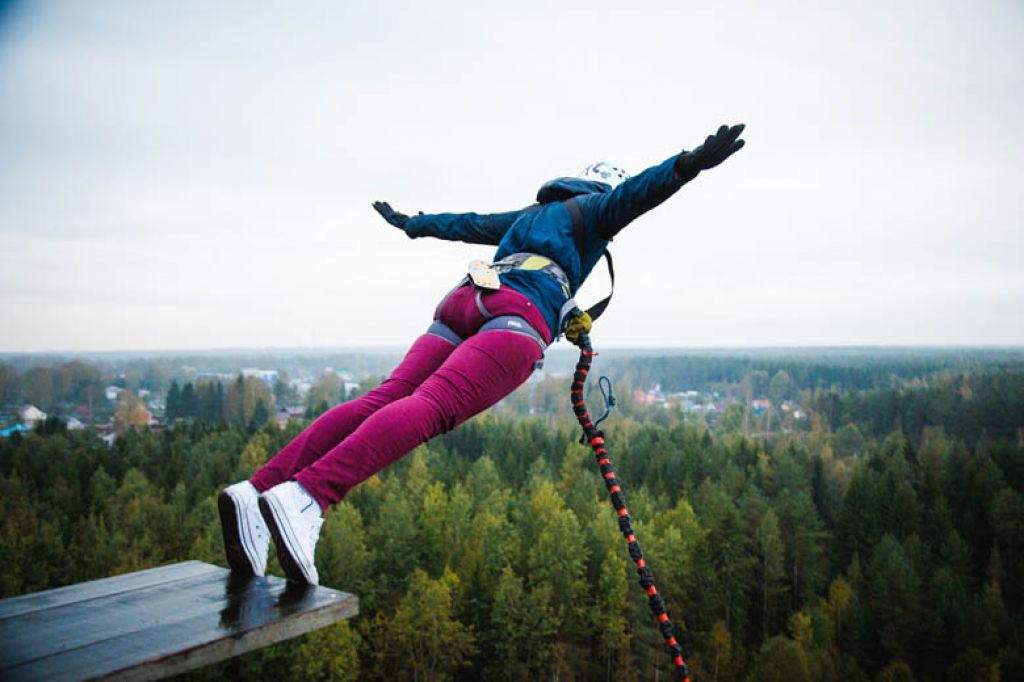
[2,343,1024,357]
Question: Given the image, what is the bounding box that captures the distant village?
[0,365,363,444]
[2,358,810,445]
[630,384,807,422]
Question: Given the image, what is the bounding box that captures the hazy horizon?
[3,342,1023,359]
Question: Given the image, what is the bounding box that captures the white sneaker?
[218,481,270,577]
[258,481,323,585]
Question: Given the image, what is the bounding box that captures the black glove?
[372,201,410,230]
[674,123,746,182]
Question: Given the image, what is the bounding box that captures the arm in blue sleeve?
[404,209,523,246]
[590,154,687,240]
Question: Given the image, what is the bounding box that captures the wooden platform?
[0,561,358,681]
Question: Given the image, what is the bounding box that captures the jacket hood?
[536,177,611,204]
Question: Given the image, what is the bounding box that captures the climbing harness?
[460,252,572,298]
[569,323,689,682]
[492,253,571,298]
[460,195,618,343]
[429,251,570,353]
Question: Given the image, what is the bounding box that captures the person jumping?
[218,124,746,584]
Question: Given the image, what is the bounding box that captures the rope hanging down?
[570,330,689,682]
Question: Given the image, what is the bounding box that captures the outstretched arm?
[372,201,523,246]
[592,123,746,240]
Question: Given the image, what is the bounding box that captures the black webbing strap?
[564,198,615,323]
[567,197,586,256]
[588,250,614,322]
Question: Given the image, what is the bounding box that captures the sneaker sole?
[218,490,255,577]
[258,494,317,585]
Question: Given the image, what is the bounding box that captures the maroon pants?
[249,284,549,510]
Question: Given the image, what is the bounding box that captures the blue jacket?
[404,153,687,340]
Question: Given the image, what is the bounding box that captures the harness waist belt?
[427,317,546,369]
[492,253,570,298]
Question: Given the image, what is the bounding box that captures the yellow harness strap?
[517,255,553,271]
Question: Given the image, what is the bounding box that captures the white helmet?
[580,161,629,188]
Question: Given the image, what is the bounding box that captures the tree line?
[605,350,1024,397]
[0,351,404,413]
[165,377,274,428]
[0,360,105,412]
[811,370,1024,445]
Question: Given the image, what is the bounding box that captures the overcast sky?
[1,0,1021,352]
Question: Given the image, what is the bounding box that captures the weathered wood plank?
[0,561,220,620]
[0,562,358,681]
[2,569,233,668]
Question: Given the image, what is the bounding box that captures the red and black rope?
[571,332,689,682]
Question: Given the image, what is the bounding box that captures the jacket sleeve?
[404,209,523,246]
[589,153,688,240]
